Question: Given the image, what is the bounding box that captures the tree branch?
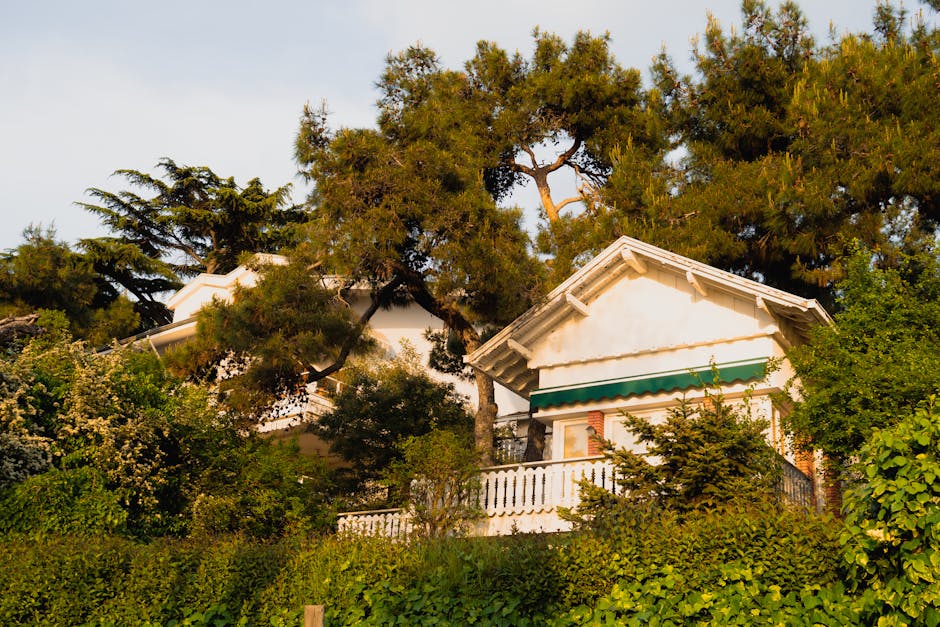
[545,136,583,174]
[555,195,584,212]
[312,276,404,380]
[521,144,539,169]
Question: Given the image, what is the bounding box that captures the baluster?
[554,463,567,507]
[490,472,501,514]
[534,467,545,508]
[523,467,535,510]
[493,471,504,514]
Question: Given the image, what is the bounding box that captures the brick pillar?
[587,410,604,455]
[823,458,843,516]
[793,443,815,484]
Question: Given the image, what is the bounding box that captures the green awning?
[530,358,768,410]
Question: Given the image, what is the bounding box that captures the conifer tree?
[597,1,940,305]
[0,227,139,343]
[296,56,544,463]
[80,159,304,326]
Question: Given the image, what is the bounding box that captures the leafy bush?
[385,429,483,538]
[552,564,869,626]
[0,467,127,536]
[0,330,335,539]
[841,398,940,624]
[313,350,473,498]
[554,502,842,609]
[0,505,847,625]
[569,391,779,522]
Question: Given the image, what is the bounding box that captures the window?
[563,420,589,458]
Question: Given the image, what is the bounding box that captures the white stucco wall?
[345,292,527,412]
[168,266,263,322]
[517,264,793,460]
[532,268,772,375]
[162,265,527,413]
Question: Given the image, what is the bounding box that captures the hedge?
[0,504,848,626]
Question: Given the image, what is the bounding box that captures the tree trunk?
[534,172,560,223]
[399,273,498,466]
[522,418,546,462]
[474,370,497,467]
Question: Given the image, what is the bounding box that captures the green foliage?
[386,429,482,538]
[786,249,940,463]
[0,430,50,490]
[187,437,334,538]
[296,53,545,461]
[554,503,842,610]
[0,226,140,343]
[0,467,127,536]
[0,330,333,539]
[570,391,778,522]
[841,399,940,624]
[80,158,303,327]
[169,255,374,421]
[459,30,661,226]
[313,351,472,496]
[553,565,867,626]
[592,2,940,306]
[0,505,845,625]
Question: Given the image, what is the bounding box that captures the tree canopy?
[168,254,381,422]
[80,159,305,327]
[785,248,940,464]
[296,68,544,462]
[312,350,473,500]
[0,228,139,344]
[594,1,940,306]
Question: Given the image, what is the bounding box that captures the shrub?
[552,564,869,626]
[0,506,849,625]
[841,398,940,624]
[554,502,842,609]
[569,390,779,524]
[0,466,127,537]
[385,429,483,538]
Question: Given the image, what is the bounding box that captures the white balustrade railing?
[476,456,615,516]
[336,457,615,537]
[337,508,412,538]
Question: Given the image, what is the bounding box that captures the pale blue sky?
[1,1,934,251]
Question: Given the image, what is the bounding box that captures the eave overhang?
[465,236,833,399]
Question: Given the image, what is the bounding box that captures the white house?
[133,254,527,442]
[338,236,833,537]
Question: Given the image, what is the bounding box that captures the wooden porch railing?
[337,457,614,537]
[337,454,817,537]
[475,456,614,515]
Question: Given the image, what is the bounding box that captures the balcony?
[337,454,816,538]
[256,376,343,433]
[338,456,616,538]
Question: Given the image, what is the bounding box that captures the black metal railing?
[777,456,815,510]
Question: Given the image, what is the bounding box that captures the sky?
[1,0,934,252]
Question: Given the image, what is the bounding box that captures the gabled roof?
[166,253,288,319]
[465,236,833,398]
